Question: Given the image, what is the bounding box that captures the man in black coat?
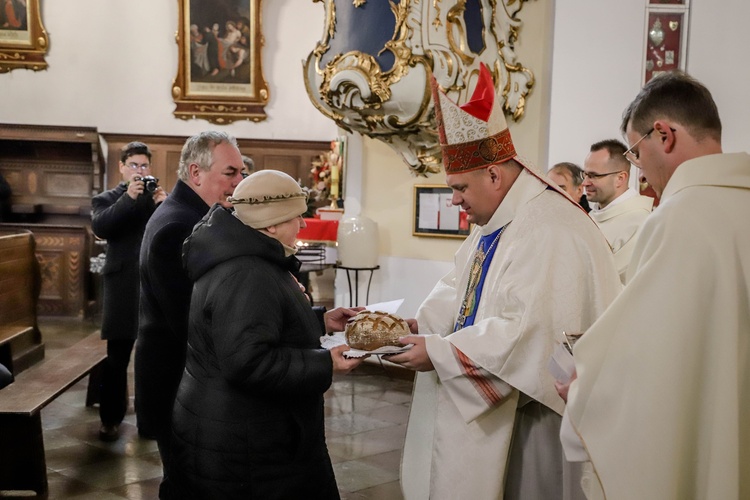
[136,131,244,499]
[91,142,167,442]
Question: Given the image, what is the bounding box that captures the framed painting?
[172,0,269,124]
[0,0,49,73]
[413,185,471,238]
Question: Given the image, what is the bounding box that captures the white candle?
[330,151,339,199]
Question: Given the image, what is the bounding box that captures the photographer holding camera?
[91,141,167,442]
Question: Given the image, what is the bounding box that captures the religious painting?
[643,1,689,83]
[413,185,471,239]
[0,0,49,73]
[172,0,269,124]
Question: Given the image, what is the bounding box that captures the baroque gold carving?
[305,0,536,176]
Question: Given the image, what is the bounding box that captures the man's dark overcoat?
[135,179,209,441]
[92,183,156,340]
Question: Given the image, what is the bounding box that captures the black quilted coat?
[170,205,339,499]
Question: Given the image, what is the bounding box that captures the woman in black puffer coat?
[171,171,363,499]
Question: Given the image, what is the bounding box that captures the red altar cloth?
[296,218,339,242]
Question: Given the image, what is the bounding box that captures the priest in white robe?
[564,71,750,500]
[387,64,621,500]
[582,139,654,283]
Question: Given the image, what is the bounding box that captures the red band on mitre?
[442,128,516,174]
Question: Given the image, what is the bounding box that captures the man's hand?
[153,186,168,204]
[324,306,365,333]
[405,318,419,334]
[126,174,144,200]
[384,334,434,372]
[330,344,366,374]
[554,369,577,403]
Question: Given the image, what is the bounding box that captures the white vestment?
[401,171,621,500]
[589,189,653,283]
[566,153,750,500]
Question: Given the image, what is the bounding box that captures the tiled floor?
[7,317,414,499]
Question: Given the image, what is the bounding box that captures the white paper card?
[364,299,404,315]
[547,343,576,384]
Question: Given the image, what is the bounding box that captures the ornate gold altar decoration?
[304,0,535,176]
[309,138,345,204]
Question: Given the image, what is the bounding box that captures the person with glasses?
[548,162,591,212]
[91,141,167,442]
[582,139,654,283]
[561,71,750,499]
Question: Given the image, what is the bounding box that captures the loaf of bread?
[345,311,410,351]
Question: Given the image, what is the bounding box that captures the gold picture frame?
[413,185,472,239]
[172,0,269,124]
[0,0,49,73]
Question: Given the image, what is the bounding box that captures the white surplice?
[589,189,653,283]
[566,153,750,500]
[401,170,621,500]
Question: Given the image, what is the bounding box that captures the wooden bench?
[0,232,44,375]
[0,332,106,497]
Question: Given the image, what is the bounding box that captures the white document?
[365,298,404,315]
[547,342,576,384]
[438,193,460,230]
[419,193,440,230]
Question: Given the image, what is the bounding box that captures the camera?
[134,175,159,194]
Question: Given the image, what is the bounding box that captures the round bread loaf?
[345,311,410,351]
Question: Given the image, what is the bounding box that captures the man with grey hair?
[582,139,653,282]
[135,130,243,499]
[548,162,590,212]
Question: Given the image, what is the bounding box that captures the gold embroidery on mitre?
[438,89,487,146]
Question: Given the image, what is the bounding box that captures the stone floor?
[6,317,414,499]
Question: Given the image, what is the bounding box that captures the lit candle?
[330,150,339,200]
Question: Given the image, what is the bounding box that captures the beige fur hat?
[228,170,307,229]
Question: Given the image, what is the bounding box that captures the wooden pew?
[0,332,106,497]
[0,232,44,374]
